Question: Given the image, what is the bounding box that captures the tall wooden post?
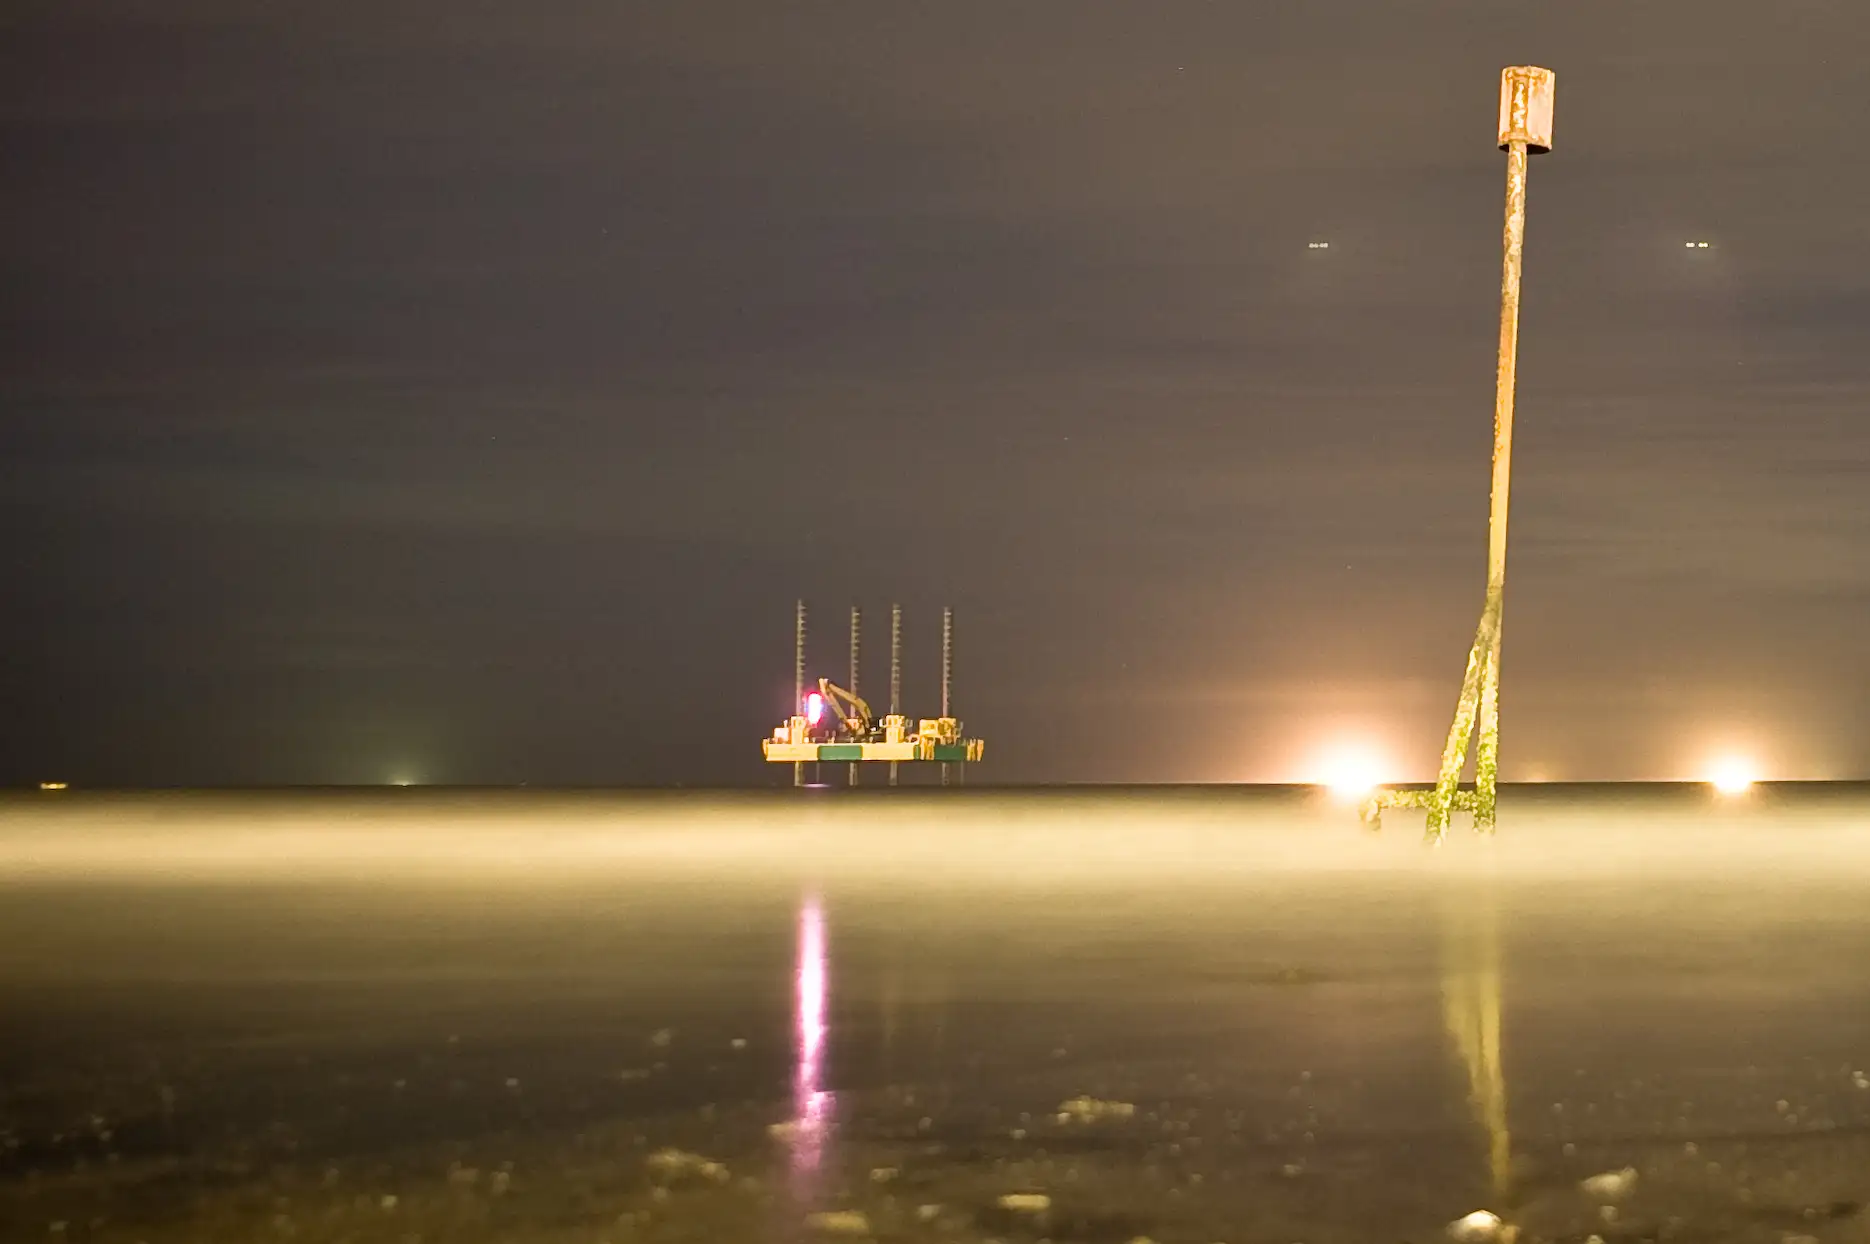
[1366,67,1553,840]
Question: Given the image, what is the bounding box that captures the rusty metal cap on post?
[1497,66,1555,153]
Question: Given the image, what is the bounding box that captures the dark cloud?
[2,1,1867,784]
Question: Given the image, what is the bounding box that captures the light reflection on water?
[1441,869,1510,1204]
[2,789,1870,1240]
[790,892,833,1189]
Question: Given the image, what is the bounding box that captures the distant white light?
[1309,741,1388,802]
[1307,241,1330,249]
[1685,240,1711,249]
[1706,755,1757,797]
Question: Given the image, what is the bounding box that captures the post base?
[1359,784,1497,842]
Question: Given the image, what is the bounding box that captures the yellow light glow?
[1309,742,1388,802]
[1706,755,1757,796]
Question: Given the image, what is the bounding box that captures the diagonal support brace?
[1361,596,1501,840]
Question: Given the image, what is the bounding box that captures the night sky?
[4,2,1867,786]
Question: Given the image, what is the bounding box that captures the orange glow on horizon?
[1706,754,1759,797]
[1305,739,1392,802]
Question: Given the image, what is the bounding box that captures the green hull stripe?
[764,744,981,762]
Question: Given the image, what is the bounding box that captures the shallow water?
[1,786,1867,1242]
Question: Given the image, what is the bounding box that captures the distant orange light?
[1706,755,1757,797]
[1308,741,1389,802]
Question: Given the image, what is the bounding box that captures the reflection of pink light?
[791,893,832,1183]
[805,694,825,725]
[799,901,824,1065]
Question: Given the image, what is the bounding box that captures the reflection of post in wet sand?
[1442,881,1510,1203]
[790,893,834,1189]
